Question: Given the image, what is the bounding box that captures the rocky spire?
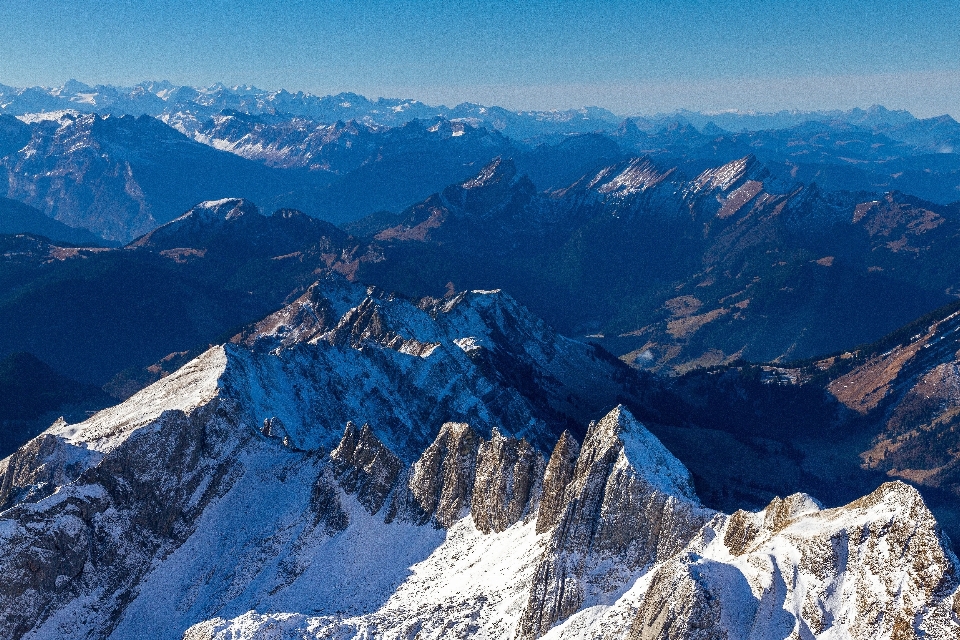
[535,430,580,534]
[518,406,711,639]
[386,422,481,528]
[470,428,545,534]
[330,421,403,516]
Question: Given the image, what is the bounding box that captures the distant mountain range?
[0,83,957,246]
[359,156,960,370]
[0,80,623,140]
[1,80,954,137]
[0,111,521,242]
[4,146,960,384]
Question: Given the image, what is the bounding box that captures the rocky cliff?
[1,278,958,639]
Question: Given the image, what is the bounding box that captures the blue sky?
[2,0,958,116]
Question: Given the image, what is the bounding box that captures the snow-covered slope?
[183,409,960,640]
[1,276,958,639]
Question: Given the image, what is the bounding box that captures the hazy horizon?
[2,1,957,119]
[2,77,958,122]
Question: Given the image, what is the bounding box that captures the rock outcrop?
[535,430,580,534]
[0,428,101,511]
[0,402,248,639]
[330,421,402,516]
[518,406,712,639]
[471,428,545,534]
[214,277,648,459]
[387,422,481,527]
[627,483,960,640]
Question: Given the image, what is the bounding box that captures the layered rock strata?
[518,407,713,639]
[471,428,545,534]
[330,421,402,516]
[386,421,481,527]
[1,277,959,639]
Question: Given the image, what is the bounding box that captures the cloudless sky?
[1,0,958,116]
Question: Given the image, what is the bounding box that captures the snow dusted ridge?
[1,276,959,639]
[49,346,227,453]
[182,408,960,640]
[691,155,765,193]
[591,158,673,197]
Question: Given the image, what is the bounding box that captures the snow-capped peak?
[592,157,671,196]
[461,157,516,190]
[593,405,699,502]
[189,198,261,221]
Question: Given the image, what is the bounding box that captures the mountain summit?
[1,276,958,638]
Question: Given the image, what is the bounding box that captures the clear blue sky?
[1,0,958,116]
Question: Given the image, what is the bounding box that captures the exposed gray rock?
[387,422,480,527]
[4,272,960,639]
[722,492,822,556]
[308,469,350,535]
[261,416,288,440]
[330,421,402,515]
[0,424,101,511]
[235,281,346,349]
[535,430,580,534]
[518,406,711,640]
[628,482,960,640]
[626,552,726,640]
[326,296,440,357]
[0,401,247,639]
[218,281,645,461]
[471,428,545,534]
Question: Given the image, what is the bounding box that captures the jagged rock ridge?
[357,153,960,375]
[180,408,960,640]
[0,278,958,639]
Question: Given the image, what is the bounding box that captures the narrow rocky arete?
[184,408,960,640]
[0,278,957,639]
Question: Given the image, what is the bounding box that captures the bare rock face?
[326,296,440,356]
[629,482,960,640]
[535,430,580,534]
[722,491,822,556]
[5,267,960,640]
[471,428,545,534]
[627,552,726,640]
[260,416,288,440]
[234,281,346,349]
[387,422,481,527]
[518,406,712,640]
[0,402,247,639]
[307,469,351,535]
[330,421,403,515]
[0,425,101,511]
